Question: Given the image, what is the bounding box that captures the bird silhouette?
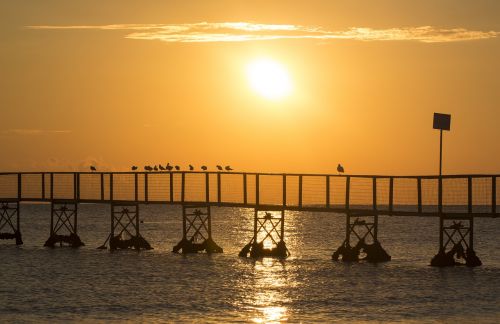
[337,163,345,175]
[131,166,138,171]
[90,166,96,172]
[201,166,208,171]
[225,165,233,171]
[166,163,173,171]
[216,165,223,171]
[175,165,180,171]
[189,165,194,171]
[159,164,165,171]
[144,165,153,172]
[154,165,158,172]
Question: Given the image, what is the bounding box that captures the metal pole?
[439,129,443,177]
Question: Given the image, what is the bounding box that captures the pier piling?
[0,201,22,245]
[44,201,83,248]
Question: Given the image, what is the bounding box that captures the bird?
[90,166,96,172]
[166,163,173,171]
[225,165,233,171]
[159,164,165,171]
[131,166,138,171]
[154,165,158,172]
[337,163,345,175]
[175,165,180,171]
[189,165,194,171]
[201,166,208,171]
[144,165,153,172]
[216,165,223,171]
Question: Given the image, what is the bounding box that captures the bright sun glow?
[246,59,292,100]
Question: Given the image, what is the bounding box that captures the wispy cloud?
[1,129,71,135]
[27,22,499,43]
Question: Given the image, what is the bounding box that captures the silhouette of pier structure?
[0,171,498,266]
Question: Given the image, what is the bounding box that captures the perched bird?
[159,164,165,171]
[216,165,223,171]
[337,163,345,175]
[225,165,233,171]
[154,165,158,172]
[144,165,153,172]
[175,165,180,171]
[189,165,194,171]
[166,163,173,171]
[201,166,208,171]
[90,166,96,172]
[131,166,138,171]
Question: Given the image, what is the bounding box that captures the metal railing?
[0,172,498,216]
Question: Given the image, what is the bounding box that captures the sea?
[1,203,500,323]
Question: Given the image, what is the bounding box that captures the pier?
[1,171,498,266]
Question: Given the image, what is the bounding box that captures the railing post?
[110,173,114,202]
[181,172,185,203]
[256,174,260,206]
[17,173,21,200]
[373,177,378,240]
[438,176,443,214]
[298,175,303,208]
[169,173,174,202]
[417,177,422,214]
[73,173,78,201]
[144,173,149,202]
[50,173,54,200]
[345,176,350,211]
[468,176,473,214]
[282,174,287,208]
[388,177,393,214]
[217,173,221,205]
[243,173,247,205]
[100,173,104,201]
[41,173,45,200]
[492,176,497,215]
[134,173,138,202]
[205,173,210,203]
[326,175,330,208]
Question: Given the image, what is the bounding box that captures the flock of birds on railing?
[89,163,346,174]
[89,164,234,172]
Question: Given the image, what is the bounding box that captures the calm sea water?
[1,203,500,323]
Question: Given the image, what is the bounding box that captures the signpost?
[433,113,451,177]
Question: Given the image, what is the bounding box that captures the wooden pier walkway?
[0,171,498,266]
[0,172,498,217]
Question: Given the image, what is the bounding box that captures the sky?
[1,0,499,175]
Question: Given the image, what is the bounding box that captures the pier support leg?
[0,201,22,245]
[239,208,290,259]
[333,213,391,262]
[431,216,481,267]
[101,203,152,250]
[44,201,83,248]
[173,205,223,254]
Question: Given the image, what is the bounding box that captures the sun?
[246,58,292,100]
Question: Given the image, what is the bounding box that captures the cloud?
[1,129,71,135]
[27,22,499,43]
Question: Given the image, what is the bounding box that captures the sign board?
[433,113,451,131]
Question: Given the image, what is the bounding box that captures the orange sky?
[1,1,499,175]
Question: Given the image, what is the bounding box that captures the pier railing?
[0,172,498,217]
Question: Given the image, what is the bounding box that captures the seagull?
[144,165,153,172]
[189,165,194,171]
[154,165,158,172]
[131,166,138,171]
[201,166,208,171]
[337,163,345,175]
[216,165,223,171]
[159,164,165,171]
[225,165,233,171]
[166,163,173,171]
[175,165,180,171]
[90,166,96,172]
